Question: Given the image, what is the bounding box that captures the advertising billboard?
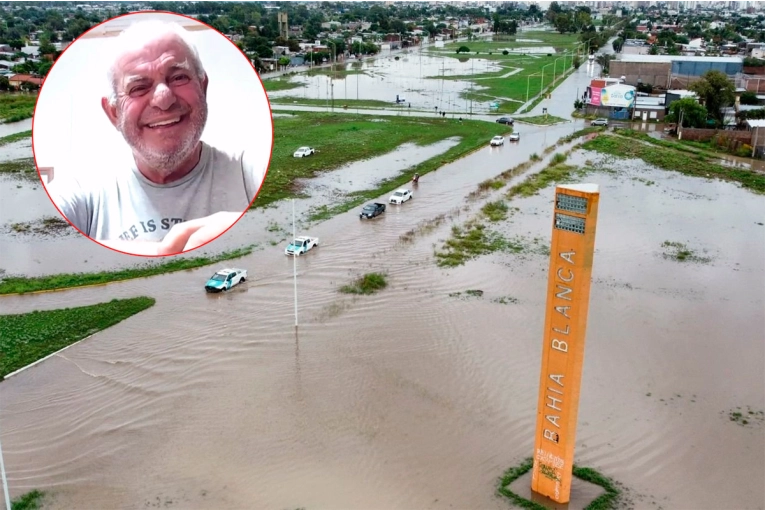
[600,84,636,108]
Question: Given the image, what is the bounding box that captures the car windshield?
[363,205,375,211]
[210,273,227,282]
[393,192,403,196]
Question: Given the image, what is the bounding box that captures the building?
[746,119,765,157]
[8,73,43,88]
[584,79,637,120]
[277,12,288,39]
[610,55,743,89]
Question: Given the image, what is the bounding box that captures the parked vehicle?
[285,236,319,256]
[205,268,247,292]
[490,135,505,146]
[496,117,515,125]
[590,118,608,127]
[360,203,386,219]
[293,146,315,158]
[509,132,520,141]
[389,189,413,204]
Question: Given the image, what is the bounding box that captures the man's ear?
[202,73,209,95]
[101,97,118,128]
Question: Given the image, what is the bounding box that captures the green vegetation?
[0,157,36,180]
[518,115,568,125]
[728,406,764,427]
[448,289,484,299]
[493,295,519,304]
[505,158,583,200]
[9,216,71,236]
[481,200,509,222]
[497,457,622,510]
[661,241,711,264]
[339,272,388,294]
[0,94,37,122]
[1,297,155,379]
[259,112,508,217]
[262,77,303,92]
[435,220,519,267]
[0,245,257,295]
[0,129,31,146]
[560,126,604,143]
[11,490,45,510]
[444,32,581,55]
[269,97,394,109]
[583,134,765,194]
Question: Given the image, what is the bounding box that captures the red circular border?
[32,10,275,258]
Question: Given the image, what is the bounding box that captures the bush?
[503,50,509,55]
[737,144,753,157]
[456,45,470,54]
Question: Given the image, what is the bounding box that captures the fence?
[680,128,752,155]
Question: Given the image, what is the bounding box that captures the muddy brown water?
[1,124,763,509]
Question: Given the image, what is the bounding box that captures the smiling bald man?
[48,19,265,255]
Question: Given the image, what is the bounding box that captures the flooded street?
[1,119,763,509]
[268,50,509,113]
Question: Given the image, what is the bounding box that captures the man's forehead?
[114,34,193,82]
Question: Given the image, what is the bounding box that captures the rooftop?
[746,119,765,127]
[616,55,743,64]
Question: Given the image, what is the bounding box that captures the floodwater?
[299,137,461,201]
[0,121,573,277]
[1,124,763,509]
[267,50,508,113]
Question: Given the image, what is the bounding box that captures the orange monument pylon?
[531,183,600,504]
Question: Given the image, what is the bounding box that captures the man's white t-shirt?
[48,142,265,241]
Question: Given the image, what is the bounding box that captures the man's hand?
[157,211,242,255]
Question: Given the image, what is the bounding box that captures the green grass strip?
[518,115,568,126]
[583,133,765,194]
[1,297,155,379]
[262,77,303,92]
[497,457,621,510]
[0,129,31,146]
[0,245,256,295]
[0,94,37,123]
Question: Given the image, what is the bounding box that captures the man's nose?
[150,83,176,111]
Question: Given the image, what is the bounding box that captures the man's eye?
[171,75,190,84]
[129,86,148,95]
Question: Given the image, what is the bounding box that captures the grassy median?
[255,112,510,212]
[1,297,155,379]
[0,245,256,295]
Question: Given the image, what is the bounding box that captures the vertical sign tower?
[531,184,600,504]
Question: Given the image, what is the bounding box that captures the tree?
[573,55,581,69]
[612,38,623,53]
[665,98,708,128]
[596,54,611,75]
[740,91,759,105]
[456,46,470,54]
[689,70,735,127]
[649,44,659,55]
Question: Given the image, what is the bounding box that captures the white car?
[293,146,315,158]
[490,135,504,146]
[205,268,247,292]
[389,189,413,204]
[509,132,520,141]
[285,236,320,256]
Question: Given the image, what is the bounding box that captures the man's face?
[105,33,208,174]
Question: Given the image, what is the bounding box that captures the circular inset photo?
[33,11,273,257]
